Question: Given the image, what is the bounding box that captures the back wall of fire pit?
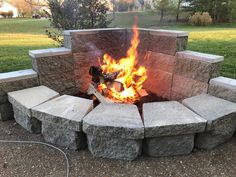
[29,28,223,101]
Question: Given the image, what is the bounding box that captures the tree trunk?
[160,10,164,23]
[176,0,181,22]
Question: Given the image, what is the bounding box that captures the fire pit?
[1,27,236,161]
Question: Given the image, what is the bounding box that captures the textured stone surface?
[149,32,188,55]
[32,95,93,132]
[183,94,236,149]
[145,69,173,99]
[175,51,222,83]
[144,134,194,157]
[127,29,150,51]
[0,103,13,121]
[8,86,59,117]
[208,77,236,103]
[42,121,87,150]
[13,106,41,133]
[32,53,74,75]
[83,103,144,139]
[29,47,71,58]
[87,135,142,160]
[171,75,208,101]
[39,71,76,95]
[0,69,39,121]
[71,28,127,53]
[143,101,206,138]
[0,69,38,84]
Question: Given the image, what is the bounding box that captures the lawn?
[0,14,236,78]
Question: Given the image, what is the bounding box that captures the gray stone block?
[83,103,144,139]
[42,121,87,150]
[183,94,236,149]
[87,135,142,160]
[143,101,206,138]
[13,106,41,133]
[208,77,236,103]
[29,47,71,58]
[0,103,13,121]
[171,75,208,101]
[175,51,223,83]
[32,95,93,132]
[144,134,194,157]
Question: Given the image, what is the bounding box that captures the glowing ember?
[98,25,147,103]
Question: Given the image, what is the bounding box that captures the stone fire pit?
[1,28,236,160]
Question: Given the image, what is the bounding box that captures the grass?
[0,13,236,78]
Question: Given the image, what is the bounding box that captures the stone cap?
[29,47,72,58]
[210,76,236,91]
[32,95,93,132]
[8,86,59,117]
[0,69,37,84]
[64,28,126,35]
[182,94,236,130]
[83,103,144,139]
[143,101,206,138]
[176,50,224,63]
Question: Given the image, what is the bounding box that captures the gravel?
[0,120,236,177]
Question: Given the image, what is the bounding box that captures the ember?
[89,25,147,103]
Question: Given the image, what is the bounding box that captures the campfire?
[88,25,148,104]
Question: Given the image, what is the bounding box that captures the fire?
[98,25,147,103]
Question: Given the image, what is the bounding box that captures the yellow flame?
[99,25,147,103]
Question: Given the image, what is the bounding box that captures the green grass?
[0,14,236,79]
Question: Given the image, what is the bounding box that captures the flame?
[98,25,147,103]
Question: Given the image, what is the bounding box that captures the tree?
[46,0,111,45]
[8,0,34,17]
[153,0,172,22]
[175,0,184,22]
[138,0,144,11]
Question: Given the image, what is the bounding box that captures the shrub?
[117,0,129,12]
[0,11,13,18]
[189,12,212,26]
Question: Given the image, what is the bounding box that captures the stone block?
[42,121,87,150]
[32,53,74,75]
[29,47,72,58]
[83,103,144,160]
[32,95,93,132]
[143,69,173,99]
[13,106,41,133]
[208,77,236,103]
[143,101,206,138]
[87,135,142,160]
[171,75,208,101]
[143,134,194,157]
[39,71,76,95]
[70,28,127,53]
[0,103,13,121]
[148,30,188,56]
[0,69,39,121]
[183,94,236,149]
[175,51,223,83]
[143,101,206,157]
[8,86,59,133]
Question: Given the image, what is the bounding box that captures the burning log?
[87,84,113,103]
[106,81,124,93]
[89,66,121,83]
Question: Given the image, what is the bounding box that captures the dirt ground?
[0,120,236,177]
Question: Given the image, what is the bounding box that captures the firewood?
[137,89,148,97]
[87,84,113,103]
[106,81,124,92]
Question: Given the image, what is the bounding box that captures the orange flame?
[98,25,147,103]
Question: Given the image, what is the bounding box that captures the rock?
[182,94,236,149]
[32,95,93,149]
[12,106,41,133]
[143,101,206,157]
[83,103,144,160]
[8,86,59,133]
[32,95,93,132]
[143,134,194,157]
[171,75,208,101]
[0,69,39,121]
[175,51,223,83]
[208,76,236,103]
[42,121,87,150]
[87,135,142,161]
